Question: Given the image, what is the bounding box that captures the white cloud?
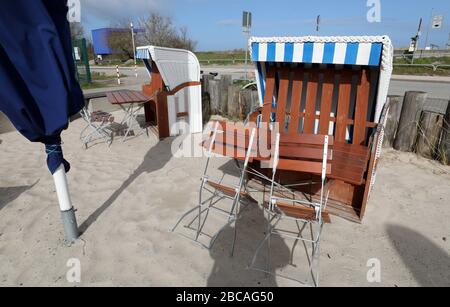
[81,0,169,23]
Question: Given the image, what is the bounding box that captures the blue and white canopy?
[250,36,394,122]
[250,36,392,68]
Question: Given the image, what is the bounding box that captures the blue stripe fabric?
[251,41,385,66]
[284,43,294,62]
[257,62,265,101]
[136,49,150,59]
[369,43,383,66]
[322,43,336,64]
[344,43,359,65]
[303,43,314,63]
[252,43,259,61]
[267,43,276,62]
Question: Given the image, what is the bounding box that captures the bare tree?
[107,21,135,60]
[138,13,197,51]
[105,13,197,60]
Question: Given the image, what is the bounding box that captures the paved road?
[91,65,450,99]
[1,66,448,135]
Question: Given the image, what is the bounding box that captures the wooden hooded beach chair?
[136,46,203,139]
[247,36,394,222]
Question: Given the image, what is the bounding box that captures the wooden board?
[335,71,353,143]
[353,69,370,145]
[303,70,319,134]
[319,71,335,135]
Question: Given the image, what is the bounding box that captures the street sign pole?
[131,22,138,78]
[316,15,321,33]
[243,11,252,81]
[423,8,434,54]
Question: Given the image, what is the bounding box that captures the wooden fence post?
[219,75,232,116]
[415,111,444,160]
[394,91,428,152]
[440,102,450,164]
[227,85,241,119]
[383,95,404,148]
[208,79,220,115]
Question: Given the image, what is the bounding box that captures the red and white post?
[116,65,121,85]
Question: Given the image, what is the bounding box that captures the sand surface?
[0,111,449,287]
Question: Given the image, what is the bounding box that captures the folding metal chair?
[250,133,334,287]
[171,121,258,255]
[79,107,114,148]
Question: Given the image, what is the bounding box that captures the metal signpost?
[316,15,321,33]
[243,11,252,80]
[131,22,138,78]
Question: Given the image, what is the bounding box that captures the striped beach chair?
[247,36,394,223]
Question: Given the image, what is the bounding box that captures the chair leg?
[171,204,202,233]
[230,201,241,257]
[308,222,323,287]
[266,210,272,275]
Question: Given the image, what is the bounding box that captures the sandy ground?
[0,110,449,287]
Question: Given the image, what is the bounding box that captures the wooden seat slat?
[206,181,257,203]
[274,202,331,223]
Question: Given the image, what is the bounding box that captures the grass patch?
[393,56,450,76]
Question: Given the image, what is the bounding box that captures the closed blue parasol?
[0,0,84,241]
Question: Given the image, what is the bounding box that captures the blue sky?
[81,0,450,51]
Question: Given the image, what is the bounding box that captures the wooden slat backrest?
[205,122,257,161]
[277,133,333,175]
[259,64,377,147]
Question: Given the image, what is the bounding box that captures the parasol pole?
[53,164,79,242]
